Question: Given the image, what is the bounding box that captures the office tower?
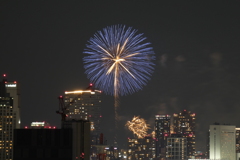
[166,134,187,160]
[13,128,72,160]
[209,124,236,160]
[173,110,196,158]
[59,84,102,144]
[155,114,171,158]
[62,120,91,160]
[127,136,156,160]
[0,74,20,160]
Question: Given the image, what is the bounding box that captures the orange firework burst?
[126,116,150,139]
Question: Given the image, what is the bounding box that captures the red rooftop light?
[90,83,93,86]
[14,81,17,83]
[3,74,6,77]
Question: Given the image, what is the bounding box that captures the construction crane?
[56,83,94,121]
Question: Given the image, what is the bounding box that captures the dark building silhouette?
[14,120,90,160]
[62,120,91,160]
[13,128,72,160]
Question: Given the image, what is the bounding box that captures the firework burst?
[126,116,150,139]
[83,25,155,96]
[83,25,155,143]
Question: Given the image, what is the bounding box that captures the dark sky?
[1,1,240,151]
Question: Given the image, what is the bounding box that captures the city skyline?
[1,1,240,152]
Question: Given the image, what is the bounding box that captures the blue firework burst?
[83,25,155,96]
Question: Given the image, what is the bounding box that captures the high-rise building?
[166,134,187,160]
[209,124,236,160]
[0,74,21,160]
[155,114,171,158]
[172,110,195,158]
[127,136,156,160]
[61,84,102,144]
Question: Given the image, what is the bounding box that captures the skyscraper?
[57,84,102,144]
[166,134,187,160]
[155,114,171,158]
[209,124,236,160]
[0,74,21,160]
[172,110,196,158]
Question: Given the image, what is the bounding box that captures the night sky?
[1,1,240,151]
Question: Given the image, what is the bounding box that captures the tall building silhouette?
[14,128,73,160]
[155,114,171,158]
[172,110,196,158]
[62,120,91,160]
[0,74,21,160]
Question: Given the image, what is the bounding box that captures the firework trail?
[83,25,155,143]
[126,116,150,139]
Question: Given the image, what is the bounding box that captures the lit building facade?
[30,121,50,128]
[155,114,171,158]
[127,136,156,160]
[63,86,102,144]
[209,124,236,160]
[23,121,56,129]
[166,135,187,160]
[172,110,195,158]
[0,75,21,160]
[104,146,119,160]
